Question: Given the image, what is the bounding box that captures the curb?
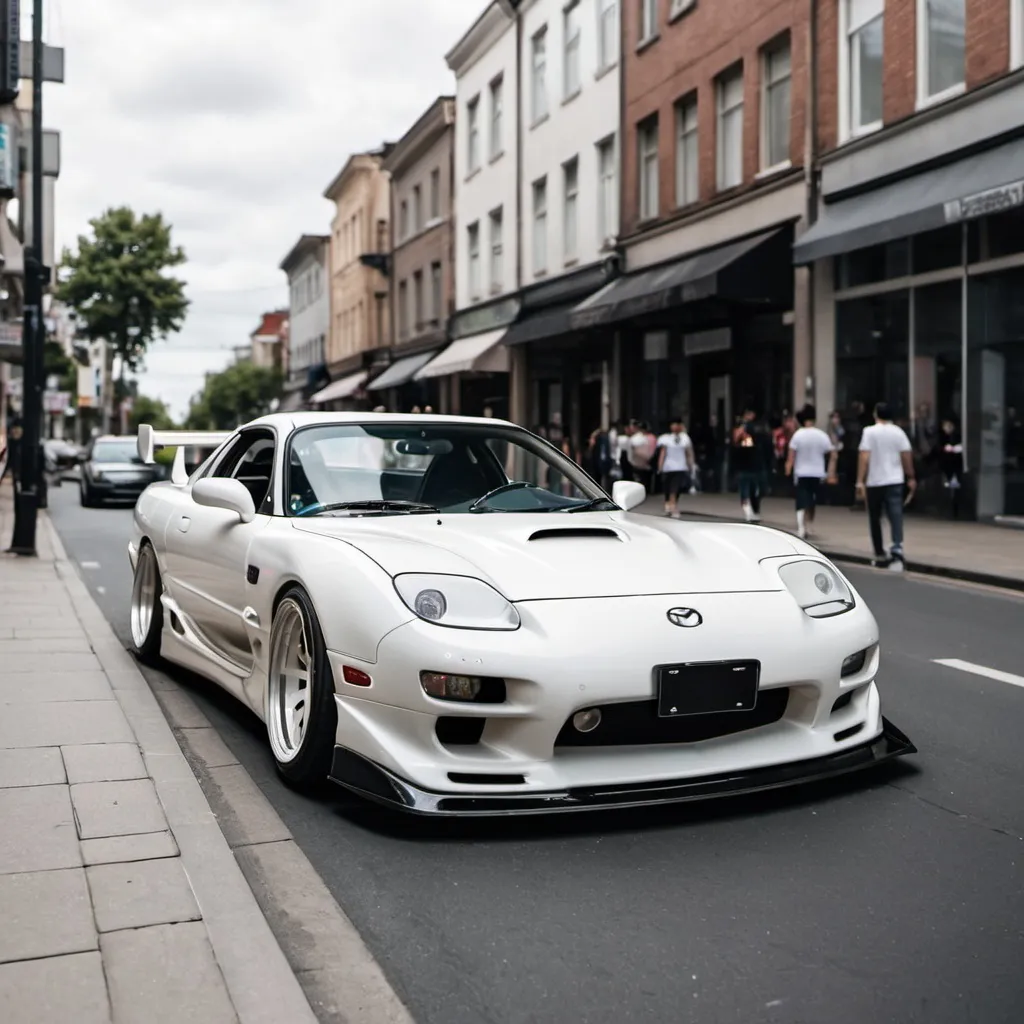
[41,513,320,1024]
[639,507,1024,594]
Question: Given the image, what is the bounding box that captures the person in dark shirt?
[732,408,770,522]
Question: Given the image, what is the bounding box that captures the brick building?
[795,0,1024,521]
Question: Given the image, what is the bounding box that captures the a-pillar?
[509,345,528,427]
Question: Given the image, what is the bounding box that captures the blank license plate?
[656,660,761,718]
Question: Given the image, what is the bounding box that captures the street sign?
[43,389,69,414]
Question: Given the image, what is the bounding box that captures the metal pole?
[8,0,43,554]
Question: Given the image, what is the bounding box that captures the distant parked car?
[79,435,163,507]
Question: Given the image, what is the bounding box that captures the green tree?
[55,207,189,422]
[129,394,175,433]
[185,362,282,431]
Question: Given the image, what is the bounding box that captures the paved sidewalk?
[639,491,1024,589]
[0,486,317,1024]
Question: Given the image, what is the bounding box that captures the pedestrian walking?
[785,405,838,539]
[856,402,916,571]
[656,418,695,518]
[732,408,771,522]
[933,419,965,518]
[628,422,656,493]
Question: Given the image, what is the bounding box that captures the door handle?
[178,517,191,533]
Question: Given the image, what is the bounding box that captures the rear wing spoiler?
[137,424,232,484]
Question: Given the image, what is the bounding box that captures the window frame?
[1014,0,1024,70]
[597,0,619,72]
[532,176,549,276]
[596,134,618,243]
[531,27,549,124]
[638,116,660,222]
[716,65,744,192]
[760,36,792,173]
[429,167,441,222]
[564,1,582,100]
[397,279,409,339]
[640,0,658,44]
[489,206,504,294]
[674,94,698,208]
[412,269,424,332]
[563,157,579,264]
[467,94,481,174]
[915,0,966,110]
[489,75,504,160]
[430,261,443,324]
[838,0,885,143]
[412,184,423,234]
[467,222,482,300]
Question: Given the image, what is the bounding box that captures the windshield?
[91,440,143,464]
[286,423,609,516]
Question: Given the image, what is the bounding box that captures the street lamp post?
[8,0,46,555]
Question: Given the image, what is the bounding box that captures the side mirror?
[612,480,646,512]
[192,478,257,524]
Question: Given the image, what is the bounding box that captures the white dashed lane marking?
[933,659,1024,691]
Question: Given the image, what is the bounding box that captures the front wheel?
[130,543,164,663]
[80,481,98,507]
[266,588,338,787]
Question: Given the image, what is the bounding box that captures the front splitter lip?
[329,718,917,817]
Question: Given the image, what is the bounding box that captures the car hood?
[291,512,800,600]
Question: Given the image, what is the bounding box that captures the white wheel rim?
[130,547,158,648]
[268,599,312,763]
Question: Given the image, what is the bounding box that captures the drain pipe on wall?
[802,0,820,409]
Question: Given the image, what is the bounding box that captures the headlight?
[394,573,520,630]
[92,469,104,481]
[778,560,855,618]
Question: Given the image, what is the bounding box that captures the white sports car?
[128,413,914,815]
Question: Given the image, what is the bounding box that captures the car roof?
[246,411,519,431]
[92,434,135,442]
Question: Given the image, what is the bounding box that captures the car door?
[163,429,276,673]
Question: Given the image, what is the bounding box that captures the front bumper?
[329,717,916,816]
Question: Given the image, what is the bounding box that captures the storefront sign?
[43,390,70,414]
[450,295,520,341]
[684,327,731,357]
[643,331,668,361]
[944,179,1024,223]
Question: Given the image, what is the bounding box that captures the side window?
[208,430,277,514]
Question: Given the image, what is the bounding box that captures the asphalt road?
[49,484,1024,1024]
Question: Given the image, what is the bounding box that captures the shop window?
[835,291,910,421]
[912,280,962,448]
[967,208,1024,263]
[911,224,963,274]
[835,239,910,289]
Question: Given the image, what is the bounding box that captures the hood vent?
[527,527,620,542]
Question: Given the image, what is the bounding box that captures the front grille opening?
[831,690,854,714]
[841,648,870,678]
[435,717,485,746]
[834,722,865,743]
[554,687,790,747]
[447,772,526,786]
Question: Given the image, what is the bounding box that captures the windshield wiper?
[468,481,539,513]
[300,500,440,517]
[564,497,619,514]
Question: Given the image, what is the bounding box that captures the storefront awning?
[570,230,782,329]
[309,371,367,405]
[502,303,580,346]
[367,350,437,391]
[793,136,1024,264]
[414,329,509,379]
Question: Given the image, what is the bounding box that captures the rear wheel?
[130,543,163,663]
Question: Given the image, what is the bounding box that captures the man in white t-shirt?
[656,419,695,518]
[857,402,916,571]
[785,405,837,540]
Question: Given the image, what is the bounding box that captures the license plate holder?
[656,660,761,718]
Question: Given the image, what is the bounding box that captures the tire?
[129,543,164,663]
[80,481,97,507]
[266,587,338,788]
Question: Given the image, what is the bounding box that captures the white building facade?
[279,235,329,407]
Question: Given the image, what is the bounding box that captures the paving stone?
[70,779,168,840]
[80,831,179,867]
[0,672,111,703]
[0,951,111,1024]
[0,785,81,874]
[62,743,146,784]
[179,727,239,769]
[101,922,238,1024]
[12,626,88,639]
[201,764,292,848]
[0,747,65,788]
[0,700,134,748]
[0,637,94,653]
[1,651,103,673]
[0,868,96,964]
[154,689,209,729]
[87,857,201,932]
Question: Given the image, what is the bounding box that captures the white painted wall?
[520,0,620,284]
[286,245,329,380]
[451,11,518,312]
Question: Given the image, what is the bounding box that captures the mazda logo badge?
[667,607,703,628]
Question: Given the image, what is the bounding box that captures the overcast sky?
[43,0,484,421]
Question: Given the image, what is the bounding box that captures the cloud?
[46,0,487,420]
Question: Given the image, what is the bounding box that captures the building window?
[398,280,408,340]
[597,135,618,243]
[1013,0,1024,70]
[638,117,659,221]
[468,222,481,299]
[564,2,581,99]
[430,167,441,221]
[563,157,579,264]
[413,270,424,332]
[761,37,791,170]
[399,201,408,241]
[489,207,504,293]
[598,0,619,71]
[531,27,548,123]
[412,185,422,233]
[841,0,884,139]
[917,0,965,105]
[431,261,443,323]
[640,0,658,43]
[467,95,481,173]
[489,76,503,159]
[674,94,698,207]
[532,177,548,275]
[716,65,744,191]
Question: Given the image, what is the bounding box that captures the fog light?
[420,671,482,701]
[572,708,602,733]
[841,649,868,677]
